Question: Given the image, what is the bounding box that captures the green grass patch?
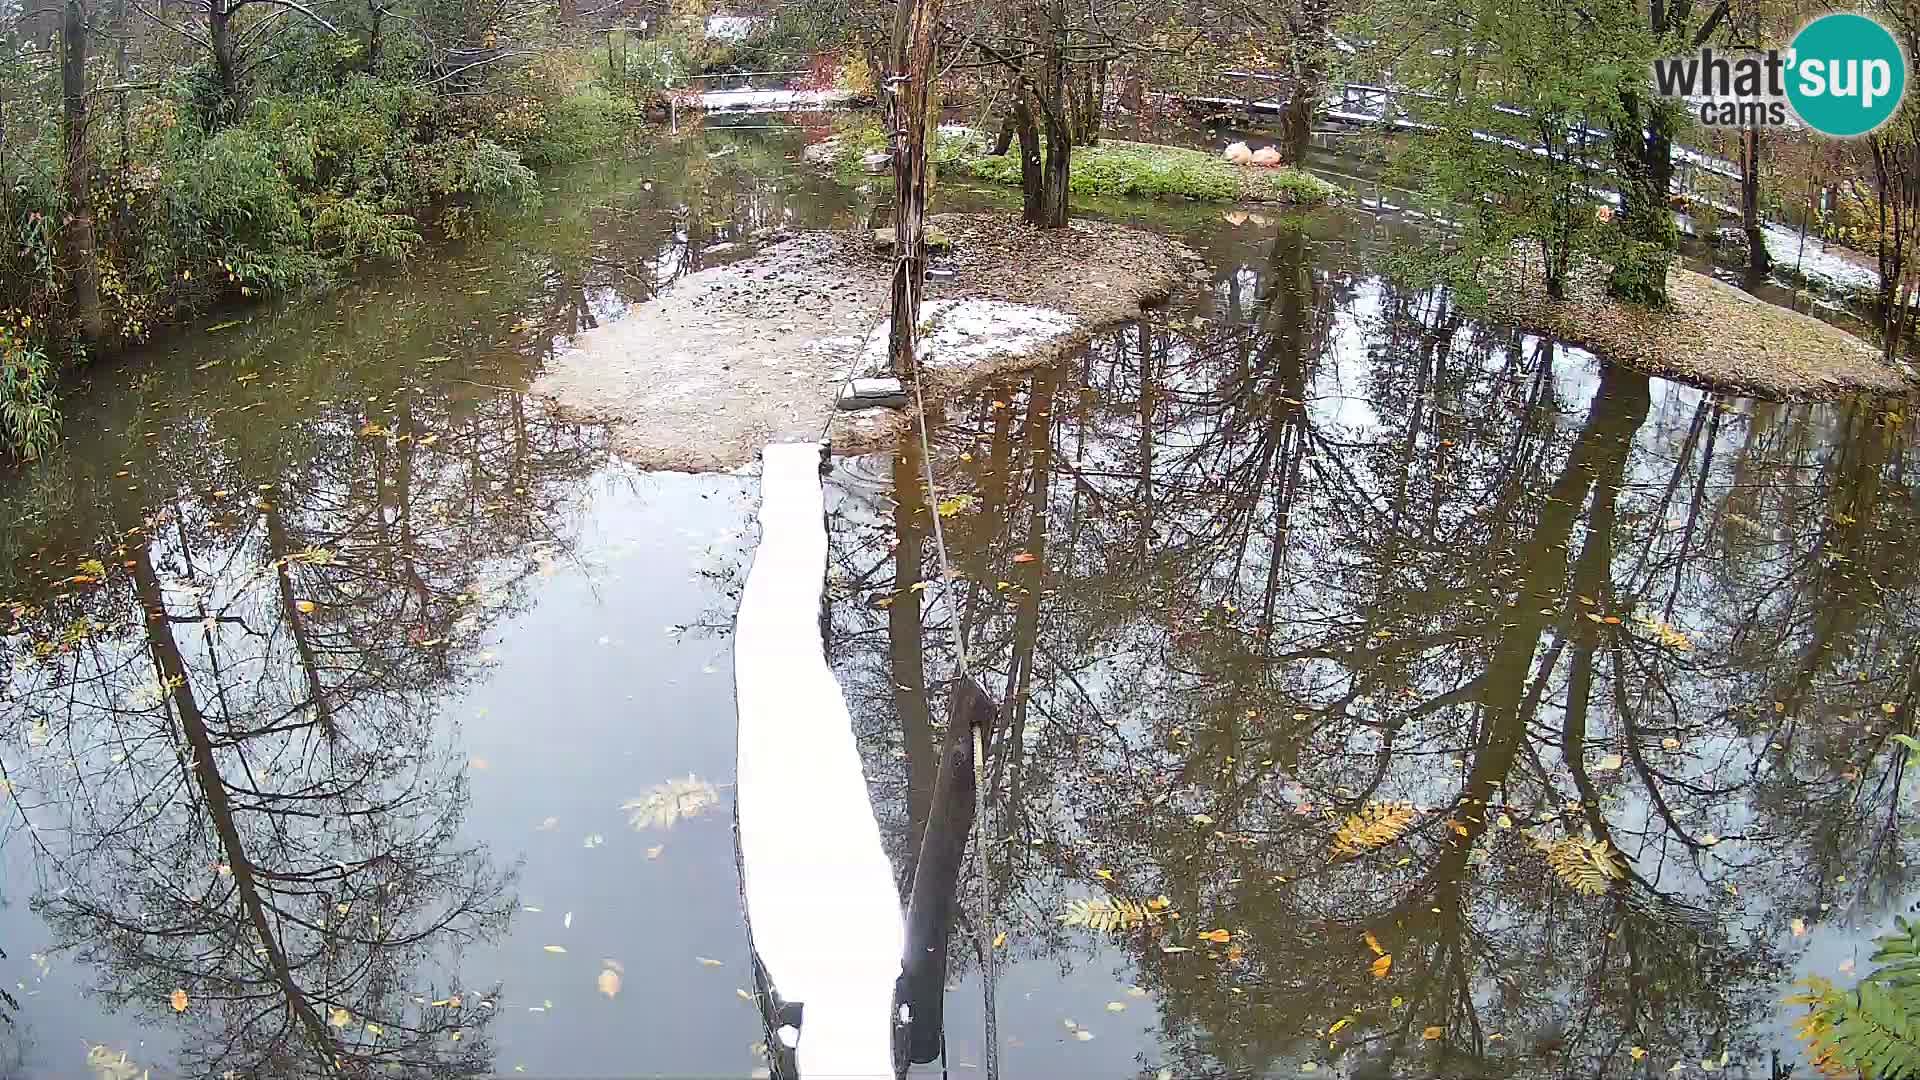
[827,124,1332,206]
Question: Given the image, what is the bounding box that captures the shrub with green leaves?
[1793,916,1920,1078]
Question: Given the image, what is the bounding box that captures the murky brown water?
[0,122,1912,1080]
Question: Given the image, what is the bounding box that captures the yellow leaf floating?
[170,988,189,1013]
[1198,929,1231,944]
[1332,802,1418,857]
[597,967,623,999]
[1059,897,1175,934]
[1362,930,1384,956]
[1539,834,1627,896]
[1423,1026,1444,1041]
[1370,954,1393,978]
[328,1007,352,1028]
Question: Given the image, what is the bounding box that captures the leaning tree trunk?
[61,0,103,344]
[886,0,941,377]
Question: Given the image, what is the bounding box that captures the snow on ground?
[1760,223,1881,296]
[859,299,1080,373]
[703,15,761,40]
[699,88,852,112]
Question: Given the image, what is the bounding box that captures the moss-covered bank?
[816,123,1334,206]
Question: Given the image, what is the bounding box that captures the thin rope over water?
[903,277,1000,1080]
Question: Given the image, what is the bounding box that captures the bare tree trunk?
[114,0,129,167]
[62,0,103,344]
[1741,125,1770,285]
[1035,42,1071,228]
[886,0,942,377]
[1014,94,1043,224]
[210,1,239,124]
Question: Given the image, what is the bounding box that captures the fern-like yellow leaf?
[1331,802,1418,857]
[1540,834,1626,896]
[1059,897,1174,935]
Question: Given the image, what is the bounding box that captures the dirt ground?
[1494,261,1918,400]
[531,213,1193,471]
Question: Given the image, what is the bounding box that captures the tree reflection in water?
[1,380,605,1077]
[829,215,1920,1078]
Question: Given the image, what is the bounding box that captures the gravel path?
[531,214,1192,471]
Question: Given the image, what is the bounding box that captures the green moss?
[830,125,1333,206]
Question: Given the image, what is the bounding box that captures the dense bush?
[0,34,658,461]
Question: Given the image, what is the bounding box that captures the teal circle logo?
[1786,13,1907,137]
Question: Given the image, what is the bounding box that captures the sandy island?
[532,213,1192,471]
[1494,260,1918,401]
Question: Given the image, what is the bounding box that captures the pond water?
[0,121,1914,1080]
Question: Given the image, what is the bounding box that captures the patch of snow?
[860,299,1080,372]
[735,442,903,1080]
[704,15,761,40]
[699,88,853,112]
[1759,223,1881,296]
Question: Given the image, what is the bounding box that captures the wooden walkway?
[735,442,903,1078]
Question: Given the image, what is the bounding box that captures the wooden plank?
[735,442,903,1079]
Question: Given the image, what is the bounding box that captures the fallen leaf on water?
[294,599,316,614]
[1106,1001,1126,1012]
[420,355,452,364]
[1127,986,1148,998]
[1370,954,1393,978]
[563,912,573,929]
[1191,813,1215,826]
[1012,552,1038,564]
[1073,1030,1094,1041]
[1363,930,1384,956]
[1597,753,1624,771]
[328,1007,351,1028]
[646,844,664,860]
[1662,737,1682,750]
[1423,1026,1443,1040]
[1631,1047,1647,1061]
[696,956,724,967]
[993,931,1007,948]
[1840,958,1856,974]
[170,988,189,1013]
[365,1022,383,1036]
[624,775,721,831]
[1199,929,1231,944]
[468,758,490,770]
[597,966,622,998]
[1161,945,1190,954]
[1792,918,1807,937]
[543,945,567,954]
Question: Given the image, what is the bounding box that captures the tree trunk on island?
[1014,95,1043,225]
[1741,125,1770,286]
[1033,42,1071,229]
[887,0,941,378]
[1608,87,1676,306]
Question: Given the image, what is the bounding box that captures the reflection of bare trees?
[828,215,1920,1077]
[1,377,606,1076]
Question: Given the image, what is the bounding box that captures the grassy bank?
[825,122,1334,206]
[0,33,693,460]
